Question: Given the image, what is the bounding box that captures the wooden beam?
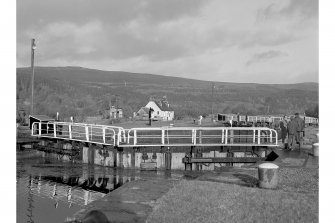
[183,157,266,163]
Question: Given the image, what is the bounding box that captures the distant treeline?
[16,67,319,122]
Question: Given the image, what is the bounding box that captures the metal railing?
[31,122,126,146]
[126,126,278,147]
[32,122,278,147]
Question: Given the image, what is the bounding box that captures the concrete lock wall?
[104,151,115,167]
[171,153,185,170]
[81,149,268,169]
[134,153,143,168]
[38,140,268,170]
[82,147,89,163]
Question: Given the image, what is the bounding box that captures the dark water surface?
[16,153,141,223]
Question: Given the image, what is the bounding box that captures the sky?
[16,0,318,84]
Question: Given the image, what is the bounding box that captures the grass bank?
[147,168,318,223]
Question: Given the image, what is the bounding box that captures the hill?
[16,66,319,122]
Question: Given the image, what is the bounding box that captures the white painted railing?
[126,126,278,147]
[32,122,278,147]
[31,122,125,146]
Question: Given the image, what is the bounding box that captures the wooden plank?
[184,157,266,163]
[118,143,278,147]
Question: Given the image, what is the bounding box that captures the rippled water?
[16,152,139,223]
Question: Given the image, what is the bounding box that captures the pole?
[31,39,36,115]
[211,82,214,122]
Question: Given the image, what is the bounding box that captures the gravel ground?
[147,167,318,223]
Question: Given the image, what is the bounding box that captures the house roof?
[29,115,55,122]
[152,101,174,111]
[138,107,150,114]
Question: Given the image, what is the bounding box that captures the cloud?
[257,0,318,21]
[16,0,318,84]
[17,0,209,63]
[246,50,288,66]
[17,0,206,32]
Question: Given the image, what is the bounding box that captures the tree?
[305,104,318,118]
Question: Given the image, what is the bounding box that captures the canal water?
[16,151,142,223]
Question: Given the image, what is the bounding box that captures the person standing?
[280,116,288,149]
[287,116,299,150]
[294,113,305,149]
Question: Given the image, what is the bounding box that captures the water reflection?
[17,158,139,223]
[20,172,138,208]
[26,176,34,223]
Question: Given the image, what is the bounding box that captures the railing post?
[69,124,72,139]
[90,126,92,141]
[162,129,165,145]
[117,131,122,146]
[221,129,225,143]
[127,130,131,144]
[103,127,106,144]
[134,130,137,145]
[123,129,126,143]
[225,129,228,144]
[112,129,115,146]
[39,122,42,136]
[270,130,273,143]
[85,125,89,141]
[54,123,56,137]
[258,130,261,144]
[31,123,34,136]
[253,129,255,144]
[276,131,278,145]
[192,129,196,145]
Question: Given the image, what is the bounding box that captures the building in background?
[110,106,123,119]
[136,96,174,121]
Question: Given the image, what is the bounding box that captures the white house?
[137,96,174,121]
[110,106,123,119]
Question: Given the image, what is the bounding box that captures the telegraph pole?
[31,39,36,115]
[211,82,215,122]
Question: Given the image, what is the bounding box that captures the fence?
[32,122,278,148]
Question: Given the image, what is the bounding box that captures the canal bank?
[69,146,318,223]
[17,125,319,222]
[71,172,182,222]
[146,147,318,223]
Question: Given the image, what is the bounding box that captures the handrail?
[32,122,278,148]
[126,126,278,147]
[31,121,122,146]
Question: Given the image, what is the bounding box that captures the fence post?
[253,129,255,144]
[162,129,165,145]
[31,123,34,136]
[225,129,228,144]
[103,127,106,144]
[69,124,72,139]
[127,130,130,144]
[85,125,89,141]
[90,126,92,141]
[39,122,42,136]
[193,129,196,145]
[134,130,137,145]
[222,129,225,143]
[258,130,261,144]
[270,130,273,143]
[117,131,121,146]
[54,123,57,137]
